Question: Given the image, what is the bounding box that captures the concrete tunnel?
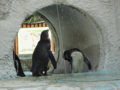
[36,5,101,73]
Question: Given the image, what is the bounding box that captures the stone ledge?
[0,70,120,90]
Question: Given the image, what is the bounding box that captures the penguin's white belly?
[71,51,84,73]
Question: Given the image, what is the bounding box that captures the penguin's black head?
[63,50,72,62]
[40,30,49,41]
[63,48,81,62]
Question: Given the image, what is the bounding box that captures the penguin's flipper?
[84,56,92,70]
[48,51,57,69]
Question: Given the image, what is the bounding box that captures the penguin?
[13,51,25,77]
[71,51,84,73]
[31,30,57,76]
[63,48,92,73]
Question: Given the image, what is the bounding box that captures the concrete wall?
[0,0,120,79]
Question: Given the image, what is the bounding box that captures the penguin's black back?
[31,30,50,71]
[31,30,56,76]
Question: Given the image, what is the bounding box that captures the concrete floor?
[0,71,120,90]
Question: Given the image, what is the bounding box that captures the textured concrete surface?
[1,70,120,90]
[1,78,120,90]
[0,0,120,80]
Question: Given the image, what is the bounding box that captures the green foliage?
[24,12,43,23]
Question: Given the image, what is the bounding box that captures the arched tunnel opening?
[37,4,101,73]
[14,4,102,77]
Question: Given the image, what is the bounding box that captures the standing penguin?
[63,48,92,73]
[31,30,57,76]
